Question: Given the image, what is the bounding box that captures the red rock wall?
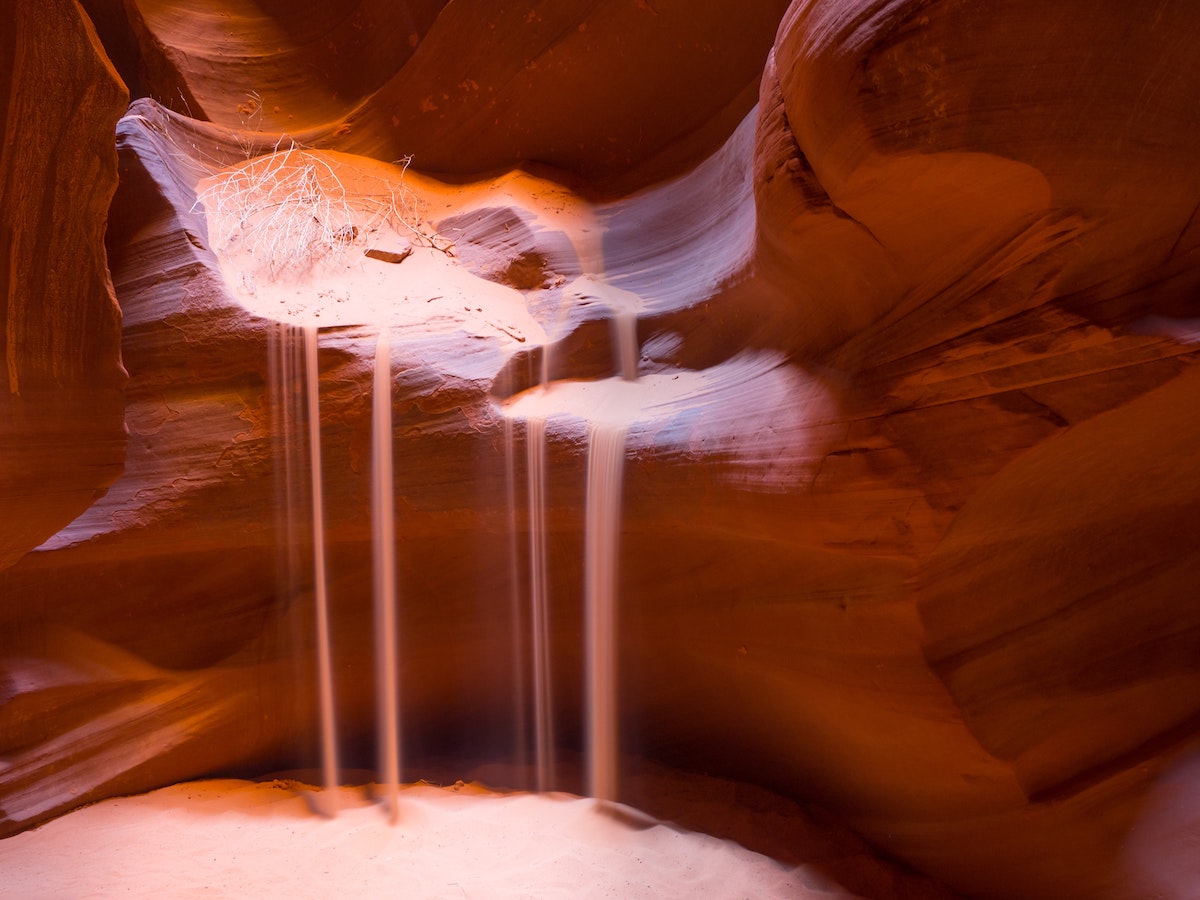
[123,0,792,193]
[3,2,1200,898]
[0,0,127,569]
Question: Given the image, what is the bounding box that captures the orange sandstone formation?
[2,2,1199,898]
[0,0,127,570]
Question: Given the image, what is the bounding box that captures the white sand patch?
[0,779,839,899]
[501,353,840,490]
[195,148,629,344]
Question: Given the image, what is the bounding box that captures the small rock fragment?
[365,245,414,264]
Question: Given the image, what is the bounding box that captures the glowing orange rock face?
[3,2,1200,898]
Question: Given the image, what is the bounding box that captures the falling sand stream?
[525,414,556,791]
[372,330,401,822]
[305,325,340,816]
[505,221,642,799]
[505,287,639,802]
[295,317,634,808]
[583,421,627,802]
[214,149,646,811]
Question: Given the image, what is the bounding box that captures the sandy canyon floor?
[0,776,858,899]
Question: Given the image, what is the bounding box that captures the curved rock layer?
[0,0,127,569]
[3,2,1200,899]
[117,0,792,193]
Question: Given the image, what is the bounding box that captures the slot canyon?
[2,1,1199,897]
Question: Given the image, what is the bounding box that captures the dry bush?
[196,143,428,279]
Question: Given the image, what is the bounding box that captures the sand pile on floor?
[0,779,853,899]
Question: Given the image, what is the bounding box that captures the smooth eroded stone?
[5,3,1200,899]
[124,0,791,192]
[0,0,128,570]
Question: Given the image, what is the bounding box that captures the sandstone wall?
[2,3,1199,897]
[0,0,127,569]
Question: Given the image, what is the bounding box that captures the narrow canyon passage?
[2,2,1200,898]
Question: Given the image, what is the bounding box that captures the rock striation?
[2,2,1200,898]
[0,0,127,571]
